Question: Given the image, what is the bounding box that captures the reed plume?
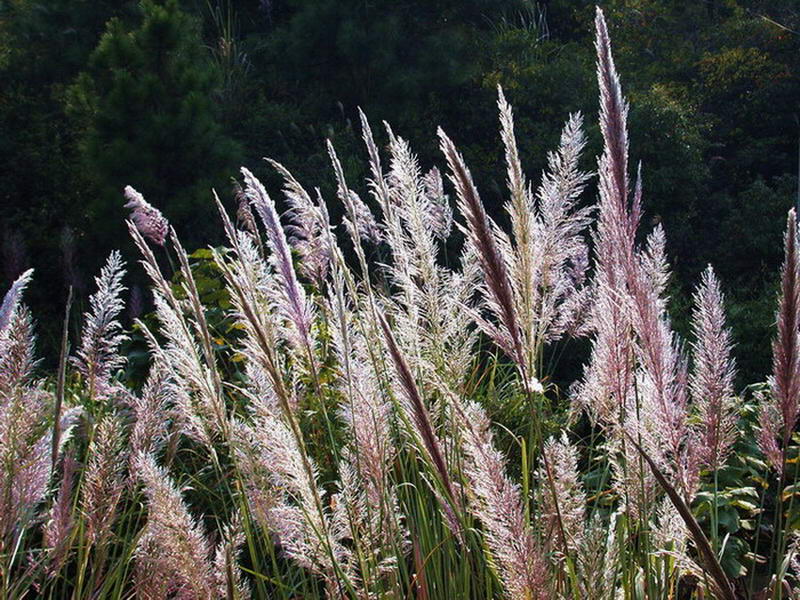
[0,268,33,334]
[329,280,408,590]
[759,209,800,473]
[42,452,77,575]
[0,274,60,550]
[241,167,316,362]
[438,127,526,377]
[129,222,225,444]
[378,312,461,530]
[0,287,37,394]
[690,265,738,470]
[327,141,383,247]
[0,8,787,599]
[128,356,174,462]
[72,251,127,401]
[134,453,215,599]
[124,185,169,246]
[458,399,550,600]
[538,433,586,557]
[267,158,333,288]
[80,415,126,549]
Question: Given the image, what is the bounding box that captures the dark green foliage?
[0,0,139,348]
[66,0,240,253]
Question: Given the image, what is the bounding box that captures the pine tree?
[68,0,240,249]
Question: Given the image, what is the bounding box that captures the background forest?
[2,0,799,384]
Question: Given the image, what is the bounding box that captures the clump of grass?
[2,8,799,599]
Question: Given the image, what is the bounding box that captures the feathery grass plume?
[128,356,174,463]
[384,125,449,260]
[332,455,405,597]
[496,87,593,380]
[535,114,594,339]
[233,179,259,237]
[136,320,215,450]
[384,124,439,296]
[212,196,297,416]
[571,269,635,428]
[80,415,126,549]
[358,108,394,222]
[628,229,688,446]
[439,98,591,392]
[378,313,460,525]
[0,296,38,395]
[134,531,173,600]
[241,167,317,363]
[331,292,394,514]
[127,219,174,303]
[255,412,352,593]
[267,158,333,288]
[606,430,658,520]
[574,8,639,428]
[759,208,800,473]
[594,9,638,244]
[212,195,330,526]
[651,497,690,563]
[378,125,477,385]
[438,127,526,377]
[229,419,277,533]
[72,251,128,401]
[626,435,736,600]
[218,224,294,491]
[216,199,353,593]
[437,244,483,387]
[618,228,699,501]
[557,243,593,338]
[147,287,222,444]
[129,222,224,445]
[690,265,738,470]
[327,140,383,247]
[575,20,638,426]
[0,276,63,550]
[43,452,77,575]
[580,11,694,491]
[627,244,698,498]
[497,86,530,226]
[422,167,452,240]
[124,185,168,246]
[129,217,222,411]
[134,452,215,599]
[328,280,408,589]
[213,513,251,600]
[0,268,33,334]
[574,15,704,559]
[593,51,689,478]
[538,433,585,557]
[573,512,620,599]
[170,227,226,394]
[0,380,52,542]
[457,399,550,600]
[648,499,711,598]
